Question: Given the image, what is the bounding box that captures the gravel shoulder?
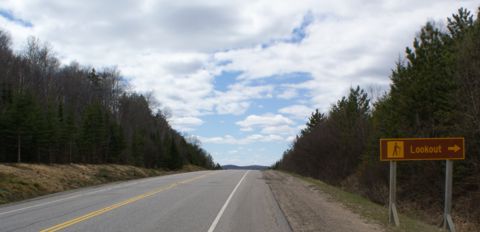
[263,170,385,232]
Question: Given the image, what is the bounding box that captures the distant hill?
[222,165,269,170]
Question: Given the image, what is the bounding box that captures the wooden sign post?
[380,138,465,232]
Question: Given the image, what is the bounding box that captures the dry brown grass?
[340,171,480,232]
[0,163,204,204]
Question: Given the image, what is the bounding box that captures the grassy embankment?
[0,163,204,204]
[283,171,445,232]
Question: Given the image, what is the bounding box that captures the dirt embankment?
[264,170,384,232]
[0,163,203,204]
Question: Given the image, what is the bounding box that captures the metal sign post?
[443,160,455,232]
[389,161,399,226]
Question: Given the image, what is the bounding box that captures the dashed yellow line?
[40,172,215,232]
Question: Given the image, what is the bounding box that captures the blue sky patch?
[261,11,314,48]
[214,70,242,92]
[250,72,312,86]
[247,97,296,115]
[0,9,33,27]
[286,11,314,44]
[215,60,232,66]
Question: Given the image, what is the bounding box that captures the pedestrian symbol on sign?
[387,141,404,158]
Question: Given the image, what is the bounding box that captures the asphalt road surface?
[0,170,291,232]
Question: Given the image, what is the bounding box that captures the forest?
[274,8,480,226]
[0,30,219,170]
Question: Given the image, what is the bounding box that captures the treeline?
[275,8,480,225]
[0,30,220,170]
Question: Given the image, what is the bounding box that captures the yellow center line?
[39,172,216,232]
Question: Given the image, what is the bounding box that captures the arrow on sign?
[448,145,461,153]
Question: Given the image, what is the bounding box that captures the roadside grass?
[284,171,444,232]
[0,163,205,205]
[0,172,48,204]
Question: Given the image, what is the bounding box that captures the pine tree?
[2,93,40,162]
[107,122,125,163]
[301,109,325,136]
[131,130,145,166]
[167,138,183,170]
[43,102,61,163]
[80,103,107,163]
[64,108,77,163]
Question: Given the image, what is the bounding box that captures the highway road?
[0,170,291,232]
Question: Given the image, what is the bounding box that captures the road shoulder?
[264,170,384,232]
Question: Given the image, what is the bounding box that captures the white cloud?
[169,116,204,132]
[277,88,298,99]
[216,101,250,115]
[199,134,284,145]
[279,105,313,120]
[1,0,312,53]
[237,114,294,128]
[286,135,296,143]
[236,113,298,137]
[214,83,273,115]
[247,134,284,142]
[200,135,235,144]
[297,124,307,131]
[260,125,297,135]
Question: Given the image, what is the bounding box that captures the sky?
[0,0,478,166]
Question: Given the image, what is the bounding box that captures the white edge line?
[207,170,250,232]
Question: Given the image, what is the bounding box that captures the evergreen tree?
[301,109,325,136]
[130,130,145,166]
[2,93,40,162]
[80,103,108,163]
[64,108,77,163]
[107,122,125,163]
[167,138,183,170]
